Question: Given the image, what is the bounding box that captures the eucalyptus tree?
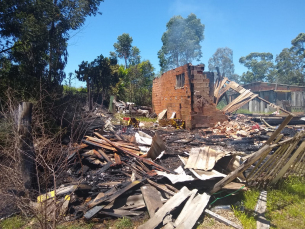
[158,13,205,72]
[208,47,237,81]
[239,52,276,83]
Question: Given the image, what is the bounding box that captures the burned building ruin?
[152,64,228,129]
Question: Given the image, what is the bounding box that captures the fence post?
[17,102,35,190]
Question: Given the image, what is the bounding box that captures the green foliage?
[216,100,227,110]
[114,217,133,229]
[239,52,276,83]
[291,33,305,58]
[208,47,239,81]
[114,33,139,68]
[127,60,155,105]
[0,0,104,101]
[276,48,304,85]
[275,33,305,86]
[0,216,27,229]
[110,65,130,99]
[158,13,205,72]
[75,54,119,105]
[111,60,154,106]
[63,85,86,95]
[129,46,141,66]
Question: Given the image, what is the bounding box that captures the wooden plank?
[227,93,258,113]
[157,109,167,121]
[93,161,112,175]
[94,132,171,172]
[88,180,143,209]
[204,209,243,229]
[84,205,105,219]
[92,149,104,160]
[257,96,293,115]
[86,137,141,152]
[101,209,143,216]
[104,193,146,210]
[147,133,166,160]
[272,140,305,184]
[138,187,192,229]
[114,153,122,164]
[98,149,111,162]
[255,191,270,229]
[83,139,117,151]
[164,184,179,193]
[175,193,211,229]
[265,115,294,145]
[174,189,198,225]
[147,179,175,196]
[223,90,252,111]
[141,185,163,217]
[223,182,247,191]
[210,144,273,194]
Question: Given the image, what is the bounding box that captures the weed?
[114,217,133,229]
[232,207,256,229]
[0,216,27,229]
[232,189,259,229]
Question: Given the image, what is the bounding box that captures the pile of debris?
[34,110,305,228]
[112,99,155,118]
[36,121,247,228]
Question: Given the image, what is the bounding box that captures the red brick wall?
[152,65,192,127]
[191,69,227,128]
[152,64,227,129]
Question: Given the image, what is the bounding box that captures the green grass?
[114,217,133,229]
[0,216,28,229]
[233,176,305,229]
[136,116,157,122]
[113,113,157,123]
[231,189,260,229]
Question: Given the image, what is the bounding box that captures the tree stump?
[17,102,35,190]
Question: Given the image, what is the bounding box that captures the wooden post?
[210,144,272,194]
[18,102,35,190]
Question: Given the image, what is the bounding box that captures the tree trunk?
[125,58,128,69]
[17,102,35,191]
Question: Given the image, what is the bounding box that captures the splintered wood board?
[141,185,163,217]
[138,187,192,229]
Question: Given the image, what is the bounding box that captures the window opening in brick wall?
[176,73,185,88]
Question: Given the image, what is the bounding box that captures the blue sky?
[65,0,305,87]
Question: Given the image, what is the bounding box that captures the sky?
[65,0,305,87]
